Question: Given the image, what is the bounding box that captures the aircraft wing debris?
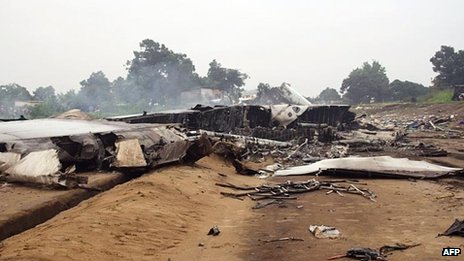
[0,119,209,188]
[274,156,462,179]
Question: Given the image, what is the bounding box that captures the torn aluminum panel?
[111,126,192,167]
[0,152,21,172]
[4,150,64,185]
[309,225,341,239]
[271,104,308,127]
[274,156,462,179]
[113,139,147,168]
[439,219,464,237]
[277,83,312,105]
[148,128,190,166]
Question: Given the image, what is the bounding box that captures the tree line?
[1,44,463,119]
[310,45,464,104]
[1,39,248,118]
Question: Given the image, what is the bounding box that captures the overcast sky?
[1,0,464,97]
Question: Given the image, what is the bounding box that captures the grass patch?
[420,89,455,104]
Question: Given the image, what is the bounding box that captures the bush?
[421,89,455,103]
[27,100,64,119]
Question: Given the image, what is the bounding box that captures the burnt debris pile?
[0,119,211,188]
[217,179,376,203]
[1,99,463,189]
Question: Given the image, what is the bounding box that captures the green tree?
[126,39,200,106]
[340,61,389,104]
[389,80,428,102]
[78,71,112,111]
[57,90,79,110]
[430,45,464,88]
[317,87,341,102]
[207,60,248,103]
[257,82,271,96]
[0,83,32,106]
[29,86,65,118]
[27,100,63,119]
[111,77,130,103]
[33,86,56,101]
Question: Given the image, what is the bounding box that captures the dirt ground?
[1,155,463,260]
[0,172,129,241]
[1,103,464,261]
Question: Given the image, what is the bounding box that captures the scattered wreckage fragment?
[337,130,405,152]
[356,109,463,136]
[3,149,85,188]
[328,243,421,260]
[415,143,448,157]
[251,82,311,106]
[252,199,285,209]
[273,156,463,179]
[0,119,209,188]
[439,219,464,237]
[206,132,351,174]
[217,179,376,202]
[261,237,304,243]
[207,225,221,236]
[309,225,341,239]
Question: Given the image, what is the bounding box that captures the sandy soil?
[1,154,464,261]
[0,155,261,261]
[0,172,128,241]
[1,103,464,261]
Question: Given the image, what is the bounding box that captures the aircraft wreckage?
[1,98,462,189]
[0,100,355,187]
[107,104,355,142]
[0,119,211,188]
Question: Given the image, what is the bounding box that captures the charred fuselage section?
[107,104,353,142]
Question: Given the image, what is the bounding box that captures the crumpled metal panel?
[148,128,190,166]
[5,149,62,184]
[0,152,21,172]
[278,83,312,105]
[110,126,191,167]
[113,139,147,168]
[274,156,462,178]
